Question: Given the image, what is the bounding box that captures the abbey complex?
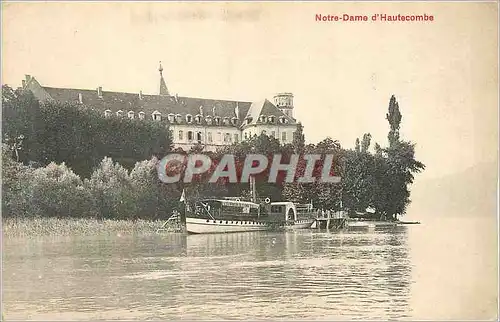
[22,63,299,152]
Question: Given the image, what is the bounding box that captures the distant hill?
[407,161,498,218]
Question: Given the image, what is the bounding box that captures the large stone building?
[22,64,299,151]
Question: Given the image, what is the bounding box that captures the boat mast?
[250,175,257,203]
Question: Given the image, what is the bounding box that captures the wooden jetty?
[313,210,348,229]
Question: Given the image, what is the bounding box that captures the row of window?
[244,130,288,141]
[245,115,289,125]
[104,110,289,126]
[178,131,240,144]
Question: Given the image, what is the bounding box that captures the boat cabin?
[266,202,297,221]
[192,199,262,221]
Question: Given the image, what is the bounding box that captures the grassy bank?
[2,217,165,238]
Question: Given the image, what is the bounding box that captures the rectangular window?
[188,131,193,141]
[217,132,222,142]
[234,133,239,143]
[179,130,183,140]
[207,132,213,143]
[282,131,287,141]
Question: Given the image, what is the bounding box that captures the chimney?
[78,93,83,104]
[139,90,143,100]
[22,80,26,88]
[175,93,179,103]
[97,86,103,98]
[25,75,31,83]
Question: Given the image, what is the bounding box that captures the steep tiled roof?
[41,87,253,126]
[242,99,295,125]
[26,74,296,128]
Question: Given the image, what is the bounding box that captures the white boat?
[266,202,315,230]
[185,199,280,234]
[185,199,316,234]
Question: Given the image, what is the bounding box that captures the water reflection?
[3,227,413,320]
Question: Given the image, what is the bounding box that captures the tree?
[85,157,136,219]
[376,95,425,219]
[292,122,305,153]
[386,95,402,147]
[361,133,372,153]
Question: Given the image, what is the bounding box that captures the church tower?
[159,61,170,96]
[273,92,294,118]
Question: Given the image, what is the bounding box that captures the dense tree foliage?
[2,85,173,177]
[2,86,424,221]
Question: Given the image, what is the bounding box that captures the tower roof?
[159,61,170,96]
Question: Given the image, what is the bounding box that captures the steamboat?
[184,177,315,234]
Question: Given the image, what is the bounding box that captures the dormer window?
[104,110,112,118]
[175,114,182,123]
[152,111,162,121]
[279,116,287,124]
[195,114,202,124]
[167,113,175,123]
[223,117,230,125]
[231,117,238,126]
[259,115,267,123]
[127,111,135,119]
[268,116,276,124]
[138,111,145,120]
[186,114,193,124]
[116,110,123,117]
[205,115,212,125]
[245,117,253,125]
[214,117,221,126]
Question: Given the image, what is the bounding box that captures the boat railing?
[197,202,216,220]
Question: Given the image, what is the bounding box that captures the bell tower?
[159,61,170,96]
[273,92,294,118]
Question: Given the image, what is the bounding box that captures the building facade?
[22,64,299,152]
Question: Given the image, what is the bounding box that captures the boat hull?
[347,220,397,228]
[285,219,315,230]
[186,217,273,234]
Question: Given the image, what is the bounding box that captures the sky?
[2,1,498,181]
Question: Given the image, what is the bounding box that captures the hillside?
[407,161,498,218]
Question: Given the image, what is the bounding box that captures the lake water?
[2,216,498,320]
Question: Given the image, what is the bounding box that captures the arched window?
[186,114,193,123]
[259,115,267,123]
[245,117,253,125]
[187,131,193,141]
[214,117,221,126]
[197,132,202,143]
[116,110,123,117]
[231,117,238,126]
[175,114,182,123]
[127,111,135,119]
[152,111,161,121]
[195,114,202,124]
[104,110,112,118]
[223,117,230,125]
[268,116,276,123]
[138,111,145,120]
[178,130,183,140]
[205,115,212,125]
[261,130,267,135]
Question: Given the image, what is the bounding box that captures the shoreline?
[2,217,165,238]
